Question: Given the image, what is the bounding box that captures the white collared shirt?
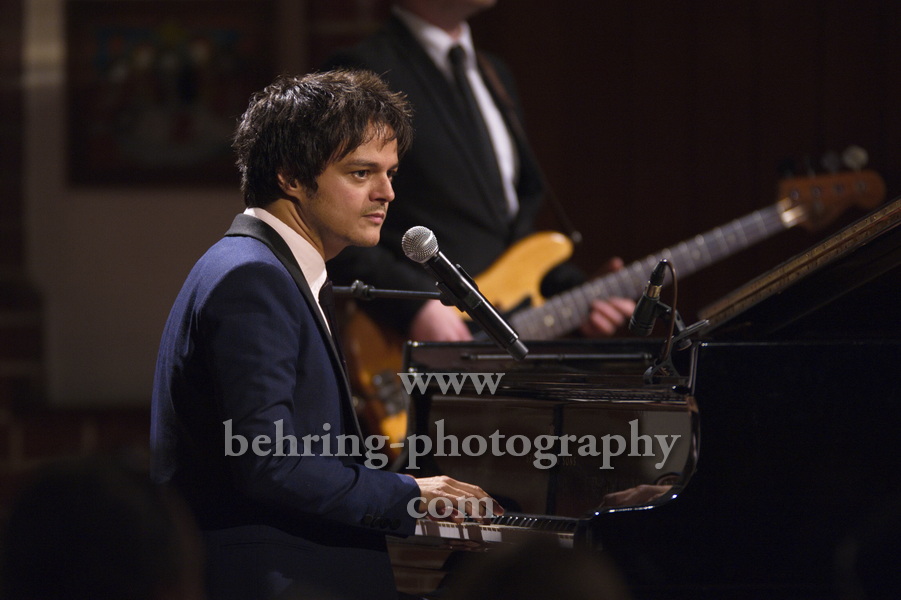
[393,5,520,217]
[243,207,331,331]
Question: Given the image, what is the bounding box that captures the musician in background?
[323,0,635,342]
[151,70,500,600]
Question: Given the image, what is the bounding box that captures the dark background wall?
[469,0,900,317]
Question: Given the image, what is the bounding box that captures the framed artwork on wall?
[66,0,277,186]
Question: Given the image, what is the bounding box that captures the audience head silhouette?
[0,455,204,600]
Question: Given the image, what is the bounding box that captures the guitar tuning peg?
[820,151,842,174]
[842,145,868,171]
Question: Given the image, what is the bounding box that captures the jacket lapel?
[224,214,363,439]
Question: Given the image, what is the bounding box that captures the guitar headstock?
[776,169,886,231]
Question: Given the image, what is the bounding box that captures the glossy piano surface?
[595,198,901,598]
[399,339,698,521]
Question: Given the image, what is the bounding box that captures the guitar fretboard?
[510,204,789,339]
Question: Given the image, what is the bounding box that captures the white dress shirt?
[393,5,520,217]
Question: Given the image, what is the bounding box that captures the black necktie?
[318,280,347,372]
[448,45,508,218]
[318,279,363,440]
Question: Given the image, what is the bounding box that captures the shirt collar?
[243,207,328,299]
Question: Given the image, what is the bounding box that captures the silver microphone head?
[402,226,439,263]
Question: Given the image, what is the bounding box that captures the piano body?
[389,198,901,598]
[595,196,901,599]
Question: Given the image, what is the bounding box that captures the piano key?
[414,515,576,548]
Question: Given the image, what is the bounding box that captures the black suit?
[323,15,560,334]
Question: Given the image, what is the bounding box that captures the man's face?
[298,132,399,260]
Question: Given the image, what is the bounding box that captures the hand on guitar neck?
[408,258,636,342]
[577,257,637,338]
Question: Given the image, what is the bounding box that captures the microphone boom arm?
[332,280,443,301]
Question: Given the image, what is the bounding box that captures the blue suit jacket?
[151,215,420,599]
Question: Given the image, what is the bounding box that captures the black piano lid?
[697,196,901,341]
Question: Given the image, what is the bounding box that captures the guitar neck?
[510,203,791,340]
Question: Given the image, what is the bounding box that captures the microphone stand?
[629,262,708,385]
[331,280,528,361]
[642,304,708,385]
[332,279,443,302]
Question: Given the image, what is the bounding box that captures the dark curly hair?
[232,69,413,207]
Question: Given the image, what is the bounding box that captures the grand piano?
[387,197,901,598]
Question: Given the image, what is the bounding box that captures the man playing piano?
[151,69,501,600]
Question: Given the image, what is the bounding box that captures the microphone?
[629,260,668,336]
[402,226,528,360]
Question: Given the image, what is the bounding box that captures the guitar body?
[342,303,410,449]
[459,231,573,316]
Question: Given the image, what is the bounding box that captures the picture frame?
[66,0,277,186]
